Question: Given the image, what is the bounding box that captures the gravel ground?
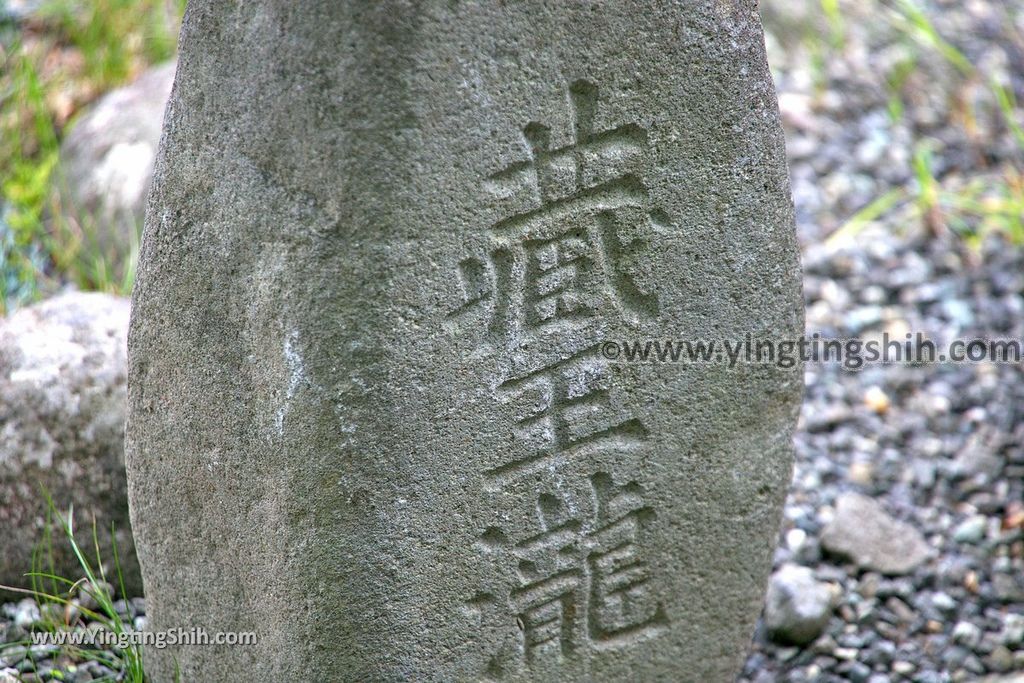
[741,226,1024,683]
[2,1,1023,681]
[762,0,1024,245]
[741,1,1024,681]
[0,582,144,682]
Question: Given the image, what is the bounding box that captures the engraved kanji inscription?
[450,79,666,341]
[462,80,669,672]
[475,473,668,668]
[485,345,647,490]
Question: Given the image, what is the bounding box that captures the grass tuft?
[1,487,146,682]
[818,0,1024,247]
[0,0,184,314]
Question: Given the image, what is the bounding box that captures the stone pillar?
[126,2,803,680]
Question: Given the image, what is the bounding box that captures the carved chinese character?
[485,346,646,489]
[475,472,667,669]
[450,79,666,342]
[585,472,668,644]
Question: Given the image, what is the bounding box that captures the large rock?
[52,62,176,259]
[820,492,931,575]
[0,292,139,596]
[126,2,803,681]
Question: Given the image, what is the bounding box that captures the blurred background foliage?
[0,0,184,314]
[761,0,1023,250]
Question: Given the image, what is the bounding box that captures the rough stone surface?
[763,564,835,645]
[53,62,175,257]
[0,292,140,595]
[820,492,930,575]
[126,2,803,681]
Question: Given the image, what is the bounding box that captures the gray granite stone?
[0,292,139,596]
[52,62,175,263]
[764,564,836,645]
[821,492,931,575]
[125,2,803,681]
